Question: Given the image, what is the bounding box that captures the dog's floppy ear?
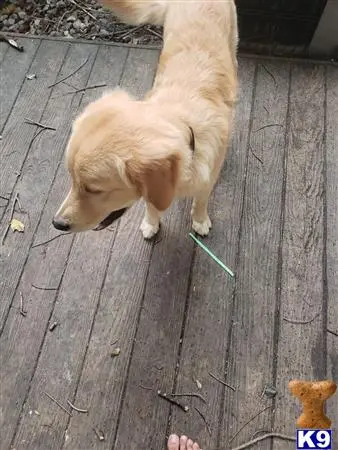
[126,153,180,211]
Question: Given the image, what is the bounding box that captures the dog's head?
[52,89,183,232]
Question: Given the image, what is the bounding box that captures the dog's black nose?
[52,216,70,231]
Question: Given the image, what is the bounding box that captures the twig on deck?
[231,432,296,450]
[25,118,56,131]
[49,321,59,331]
[170,392,206,403]
[43,391,72,416]
[67,400,88,413]
[139,385,153,391]
[48,55,90,88]
[327,328,338,337]
[1,193,19,245]
[209,372,236,392]
[253,124,283,133]
[194,406,212,436]
[93,428,105,441]
[52,83,107,98]
[32,284,58,291]
[283,312,320,325]
[249,145,263,165]
[229,406,273,444]
[0,195,10,201]
[260,64,277,87]
[19,292,27,317]
[32,233,71,248]
[157,390,189,412]
[68,0,97,21]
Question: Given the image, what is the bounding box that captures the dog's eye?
[84,185,103,194]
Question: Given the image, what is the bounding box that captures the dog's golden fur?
[54,0,238,238]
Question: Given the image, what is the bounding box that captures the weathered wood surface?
[272,63,326,450]
[326,66,338,437]
[0,37,336,450]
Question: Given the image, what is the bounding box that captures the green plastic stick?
[189,233,235,279]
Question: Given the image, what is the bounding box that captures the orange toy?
[289,380,337,429]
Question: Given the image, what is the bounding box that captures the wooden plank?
[62,47,159,450]
[0,42,98,450]
[167,59,257,449]
[0,39,40,131]
[10,47,159,450]
[309,0,338,58]
[326,66,338,435]
[0,39,67,221]
[272,63,326,449]
[0,40,72,328]
[218,60,290,450]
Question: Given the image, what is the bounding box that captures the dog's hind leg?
[140,202,161,239]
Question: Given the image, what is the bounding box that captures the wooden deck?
[0,36,337,450]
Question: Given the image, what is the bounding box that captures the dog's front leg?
[191,187,213,236]
[140,202,161,239]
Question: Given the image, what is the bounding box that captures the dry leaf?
[10,218,25,232]
[26,73,36,80]
[194,378,202,390]
[111,347,121,357]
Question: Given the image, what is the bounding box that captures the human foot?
[167,434,201,450]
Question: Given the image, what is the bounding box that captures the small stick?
[194,406,212,436]
[48,56,90,88]
[32,284,58,291]
[67,400,88,413]
[31,128,44,144]
[53,83,107,98]
[209,372,236,392]
[260,64,277,86]
[140,385,153,391]
[250,145,263,165]
[49,321,59,332]
[25,118,56,131]
[1,193,19,245]
[19,292,27,317]
[93,428,105,441]
[68,0,97,21]
[231,432,296,450]
[157,390,189,412]
[43,392,72,416]
[229,406,273,444]
[146,26,163,39]
[327,328,338,337]
[189,233,235,278]
[116,24,144,39]
[170,392,206,403]
[283,312,320,325]
[254,124,283,133]
[0,195,10,201]
[32,233,71,248]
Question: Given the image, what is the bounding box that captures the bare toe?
[168,435,180,450]
[193,443,200,450]
[187,439,194,450]
[180,436,188,450]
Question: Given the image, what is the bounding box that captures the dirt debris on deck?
[0,0,163,45]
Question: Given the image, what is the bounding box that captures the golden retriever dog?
[53,0,238,239]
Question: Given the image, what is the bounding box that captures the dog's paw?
[192,216,212,236]
[140,218,160,239]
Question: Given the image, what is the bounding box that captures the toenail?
[169,435,179,443]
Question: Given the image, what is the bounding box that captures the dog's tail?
[100,0,167,26]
